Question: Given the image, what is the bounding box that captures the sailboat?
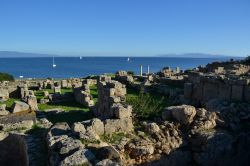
[127,57,130,62]
[80,56,82,60]
[52,56,56,68]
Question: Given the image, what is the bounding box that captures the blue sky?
[0,0,249,57]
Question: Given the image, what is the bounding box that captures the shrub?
[127,71,134,76]
[244,56,250,64]
[0,72,14,81]
[127,89,164,120]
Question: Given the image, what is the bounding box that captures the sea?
[0,57,238,79]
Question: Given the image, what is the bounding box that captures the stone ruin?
[73,83,94,107]
[184,69,250,105]
[95,75,126,119]
[201,61,250,76]
[0,88,9,101]
[115,70,134,84]
[94,75,134,134]
[158,66,181,77]
[61,78,83,88]
[0,81,19,101]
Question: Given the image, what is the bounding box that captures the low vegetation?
[100,132,129,144]
[0,98,20,108]
[243,55,250,65]
[127,88,166,120]
[0,72,14,81]
[127,71,135,75]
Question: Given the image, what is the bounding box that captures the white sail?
[53,56,56,68]
[127,57,130,62]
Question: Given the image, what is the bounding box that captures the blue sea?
[0,57,235,78]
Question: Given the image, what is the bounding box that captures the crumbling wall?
[184,72,250,104]
[95,75,133,134]
[73,84,94,107]
[95,75,127,119]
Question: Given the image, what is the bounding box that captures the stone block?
[203,82,218,101]
[184,83,193,99]
[231,85,243,101]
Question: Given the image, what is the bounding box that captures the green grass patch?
[38,100,89,112]
[80,138,101,145]
[90,85,98,103]
[46,110,93,126]
[0,98,20,109]
[100,132,129,144]
[61,88,73,94]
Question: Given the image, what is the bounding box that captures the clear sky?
[0,0,249,56]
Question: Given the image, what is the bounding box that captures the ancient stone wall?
[94,75,133,134]
[115,70,134,84]
[184,72,250,104]
[73,84,94,107]
[95,75,127,119]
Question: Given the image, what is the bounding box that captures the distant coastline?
[0,51,244,58]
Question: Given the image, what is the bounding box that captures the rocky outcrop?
[59,148,95,166]
[46,122,96,166]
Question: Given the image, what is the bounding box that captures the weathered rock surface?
[0,104,9,116]
[26,95,38,111]
[104,118,133,135]
[96,146,121,163]
[59,149,95,166]
[11,101,29,113]
[96,159,120,166]
[164,105,196,124]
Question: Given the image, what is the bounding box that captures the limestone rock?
[26,95,38,111]
[54,86,61,94]
[96,146,121,163]
[43,91,49,97]
[0,120,34,132]
[166,105,196,124]
[47,122,72,148]
[53,137,83,156]
[0,105,9,116]
[0,104,6,111]
[83,118,104,136]
[112,103,132,119]
[72,122,86,136]
[11,101,29,113]
[59,149,95,166]
[126,139,154,159]
[40,98,49,104]
[146,123,160,135]
[96,159,120,166]
[104,118,133,135]
[0,131,9,141]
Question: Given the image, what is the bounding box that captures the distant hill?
[0,51,242,58]
[157,53,236,58]
[0,51,58,58]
